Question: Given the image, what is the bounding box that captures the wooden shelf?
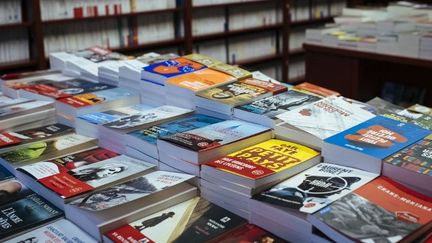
[0,22,31,29]
[43,8,180,25]
[304,43,432,69]
[235,53,283,66]
[0,60,38,72]
[112,38,185,53]
[193,23,283,42]
[192,0,279,10]
[288,75,305,84]
[292,16,335,26]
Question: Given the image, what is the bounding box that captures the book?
[0,96,30,108]
[0,100,53,119]
[183,53,222,67]
[254,163,378,214]
[125,114,224,159]
[104,198,199,243]
[275,96,376,149]
[0,123,73,151]
[308,177,432,243]
[209,63,252,79]
[141,57,207,85]
[4,218,97,243]
[294,82,340,97]
[172,198,247,243]
[215,224,287,243]
[202,139,321,189]
[323,115,431,173]
[0,133,97,171]
[383,134,432,196]
[195,78,287,115]
[37,155,155,199]
[157,120,272,164]
[233,90,321,127]
[0,193,63,239]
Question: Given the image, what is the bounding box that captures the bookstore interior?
[1,0,432,242]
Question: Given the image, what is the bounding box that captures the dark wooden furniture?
[304,43,432,106]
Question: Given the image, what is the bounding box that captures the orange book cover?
[294,82,340,97]
[167,69,236,92]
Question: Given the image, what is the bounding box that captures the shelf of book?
[192,0,279,9]
[193,24,283,42]
[0,22,31,29]
[113,38,185,53]
[42,8,181,25]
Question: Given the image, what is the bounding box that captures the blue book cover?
[143,57,207,78]
[58,87,139,108]
[78,104,153,125]
[128,114,224,145]
[161,120,270,151]
[325,116,431,159]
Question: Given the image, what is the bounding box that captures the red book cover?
[106,225,155,243]
[57,96,92,108]
[0,133,21,147]
[39,172,94,198]
[242,78,287,95]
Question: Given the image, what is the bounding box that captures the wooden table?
[304,43,432,106]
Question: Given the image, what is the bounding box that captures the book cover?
[276,96,376,140]
[0,134,95,165]
[0,193,63,239]
[173,198,247,243]
[12,79,115,99]
[68,171,193,211]
[143,58,206,78]
[384,134,432,176]
[78,104,153,125]
[0,165,13,182]
[197,78,286,106]
[38,155,154,198]
[210,63,251,79]
[183,53,222,67]
[255,163,378,213]
[236,90,321,118]
[167,68,235,92]
[0,100,52,118]
[314,177,432,242]
[4,218,97,243]
[136,53,179,65]
[216,224,287,243]
[294,82,340,97]
[0,96,30,108]
[408,104,432,115]
[105,198,198,243]
[0,123,73,149]
[160,120,270,152]
[103,105,192,130]
[128,114,224,145]
[0,179,33,205]
[206,139,320,180]
[324,116,431,159]
[57,87,136,108]
[19,147,119,180]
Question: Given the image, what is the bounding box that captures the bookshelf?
[0,0,352,83]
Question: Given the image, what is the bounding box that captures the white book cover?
[68,171,194,211]
[4,218,97,243]
[103,105,192,130]
[0,96,30,108]
[255,163,378,213]
[276,96,375,139]
[0,100,52,118]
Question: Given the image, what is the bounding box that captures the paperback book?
[183,53,222,67]
[78,104,154,125]
[209,63,252,79]
[254,163,378,213]
[309,177,432,243]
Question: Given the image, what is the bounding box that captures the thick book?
[383,134,432,196]
[36,155,155,199]
[309,176,432,243]
[202,139,321,189]
[0,133,97,171]
[4,218,97,243]
[0,123,73,151]
[67,170,194,211]
[126,114,224,159]
[254,163,378,214]
[195,78,287,115]
[233,90,321,127]
[323,115,430,173]
[141,57,207,85]
[0,193,63,239]
[275,96,376,149]
[157,120,272,164]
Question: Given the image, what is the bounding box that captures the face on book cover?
[69,164,126,182]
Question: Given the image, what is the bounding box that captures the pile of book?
[0,50,431,243]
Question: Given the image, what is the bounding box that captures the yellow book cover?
[207,139,319,179]
[210,63,252,79]
[183,53,222,67]
[167,69,236,92]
